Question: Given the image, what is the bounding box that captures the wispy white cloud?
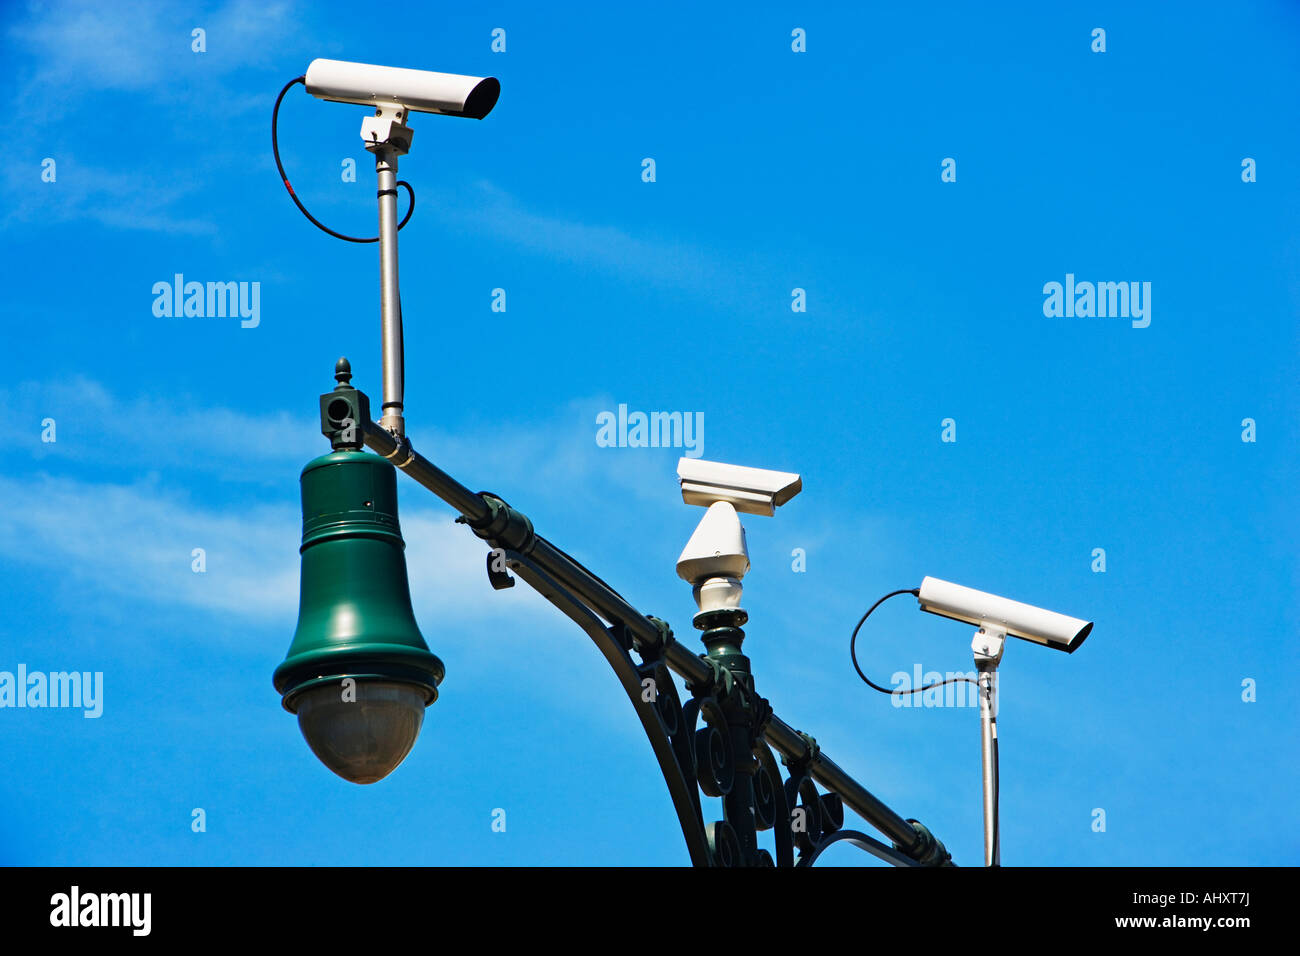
[435,180,737,292]
[2,376,682,502]
[0,155,220,234]
[0,468,553,630]
[0,376,683,631]
[1,0,302,233]
[0,470,300,619]
[2,376,320,484]
[7,0,298,112]
[7,1,174,95]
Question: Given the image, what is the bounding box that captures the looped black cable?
[272,75,415,242]
[850,588,980,696]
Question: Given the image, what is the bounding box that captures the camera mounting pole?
[972,624,1006,867]
[361,104,413,438]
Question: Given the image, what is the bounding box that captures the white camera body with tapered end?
[677,458,801,517]
[304,58,501,119]
[917,576,1093,653]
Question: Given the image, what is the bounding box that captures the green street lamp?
[273,444,443,784]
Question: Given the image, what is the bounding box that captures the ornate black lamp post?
[269,59,954,867]
[273,359,953,868]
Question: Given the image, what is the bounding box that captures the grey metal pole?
[977,665,1000,866]
[375,147,404,437]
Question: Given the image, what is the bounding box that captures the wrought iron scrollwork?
[494,547,934,868]
[343,375,951,868]
[501,551,711,865]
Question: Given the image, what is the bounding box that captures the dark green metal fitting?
[646,615,675,651]
[700,625,748,677]
[319,357,371,451]
[692,607,749,630]
[895,819,953,867]
[685,654,725,698]
[798,731,819,763]
[457,493,535,554]
[779,731,820,776]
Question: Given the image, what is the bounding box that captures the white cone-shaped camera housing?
[676,501,749,585]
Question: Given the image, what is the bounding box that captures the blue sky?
[1,0,1297,866]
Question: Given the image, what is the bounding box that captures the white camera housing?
[917,576,1092,653]
[304,58,500,119]
[677,457,802,517]
[675,458,801,619]
[677,501,749,583]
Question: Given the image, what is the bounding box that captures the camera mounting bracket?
[971,624,1006,669]
[361,103,413,157]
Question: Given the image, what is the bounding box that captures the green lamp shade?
[273,451,444,784]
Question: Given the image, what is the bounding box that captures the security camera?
[675,458,800,624]
[677,457,802,517]
[913,576,1093,865]
[916,576,1092,653]
[304,58,500,119]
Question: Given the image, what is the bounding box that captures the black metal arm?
[319,374,953,867]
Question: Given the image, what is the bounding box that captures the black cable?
[991,732,1000,865]
[272,75,415,242]
[853,588,998,863]
[850,588,981,697]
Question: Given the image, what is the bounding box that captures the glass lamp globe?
[294,680,427,784]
